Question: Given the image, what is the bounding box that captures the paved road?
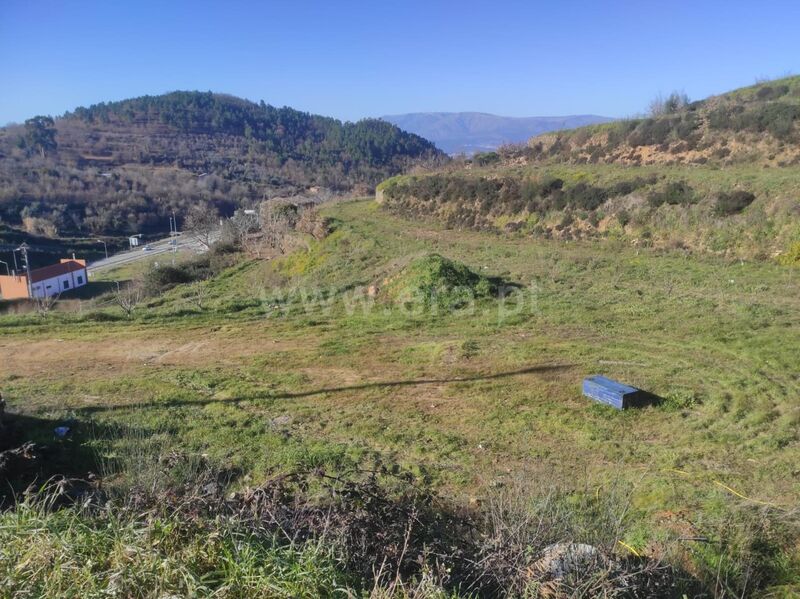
[87,233,212,274]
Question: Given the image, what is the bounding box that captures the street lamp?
[97,239,108,259]
[0,260,9,276]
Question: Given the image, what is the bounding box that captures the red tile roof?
[29,260,87,284]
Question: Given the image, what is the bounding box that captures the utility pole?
[18,243,32,298]
[170,210,179,254]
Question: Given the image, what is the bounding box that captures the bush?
[649,91,690,116]
[715,191,756,216]
[143,263,197,294]
[610,176,656,196]
[756,84,790,100]
[648,181,696,207]
[709,102,800,140]
[473,151,501,166]
[564,182,608,211]
[628,118,675,147]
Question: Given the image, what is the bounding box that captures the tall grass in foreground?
[1,420,798,597]
[0,498,349,598]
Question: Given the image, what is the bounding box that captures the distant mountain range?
[381,112,614,155]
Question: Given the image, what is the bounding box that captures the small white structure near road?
[29,259,89,298]
[0,259,88,300]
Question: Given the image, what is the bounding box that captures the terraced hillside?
[529,76,800,167]
[377,77,800,261]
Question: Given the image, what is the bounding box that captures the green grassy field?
[1,199,798,596]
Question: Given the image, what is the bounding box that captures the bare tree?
[184,205,219,249]
[186,279,211,310]
[114,283,143,318]
[222,210,261,252]
[32,293,60,317]
[259,203,292,254]
[295,206,332,240]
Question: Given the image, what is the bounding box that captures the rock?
[533,543,602,580]
[270,415,293,427]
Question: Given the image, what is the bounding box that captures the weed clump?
[382,254,495,309]
[777,241,800,266]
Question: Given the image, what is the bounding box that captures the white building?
[0,259,89,300]
[29,259,88,298]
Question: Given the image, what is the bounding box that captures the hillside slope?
[0,91,445,237]
[378,77,800,260]
[528,76,800,167]
[382,112,613,154]
[1,199,798,595]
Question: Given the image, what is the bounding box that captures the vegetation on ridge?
[0,91,445,240]
[377,77,800,261]
[527,75,800,167]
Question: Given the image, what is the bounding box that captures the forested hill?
[65,92,441,169]
[0,91,445,237]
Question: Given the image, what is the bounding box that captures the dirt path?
[0,326,308,380]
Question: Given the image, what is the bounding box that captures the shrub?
[610,176,653,196]
[648,181,696,207]
[564,182,608,211]
[709,102,800,140]
[756,84,789,100]
[143,265,195,294]
[473,151,501,167]
[649,91,690,116]
[628,118,675,147]
[715,191,756,216]
[708,104,742,130]
[606,120,638,147]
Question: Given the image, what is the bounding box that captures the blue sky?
[1,0,798,125]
